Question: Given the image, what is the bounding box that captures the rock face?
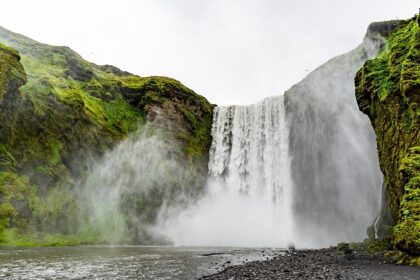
[355,15,420,259]
[0,26,213,244]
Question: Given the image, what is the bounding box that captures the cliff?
[355,15,420,262]
[0,27,214,245]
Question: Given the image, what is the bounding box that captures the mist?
[77,125,206,245]
[157,182,292,247]
[284,27,385,247]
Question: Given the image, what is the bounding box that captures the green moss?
[0,172,29,201]
[0,228,100,246]
[337,238,394,254]
[123,76,215,159]
[180,116,213,158]
[365,238,394,253]
[0,27,214,246]
[13,42,145,135]
[0,144,16,170]
[0,43,19,57]
[393,147,420,255]
[29,185,79,234]
[103,97,144,134]
[175,102,214,158]
[0,42,26,102]
[389,249,420,265]
[0,172,32,241]
[356,17,420,102]
[142,90,166,104]
[355,15,420,259]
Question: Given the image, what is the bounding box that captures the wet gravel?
[201,248,420,280]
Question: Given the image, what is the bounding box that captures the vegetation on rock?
[355,14,420,263]
[0,26,214,245]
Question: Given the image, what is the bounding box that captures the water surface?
[0,246,280,279]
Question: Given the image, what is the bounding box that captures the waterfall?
[209,96,291,200]
[158,96,294,247]
[81,27,387,248]
[283,31,385,247]
[159,30,385,248]
[209,96,293,238]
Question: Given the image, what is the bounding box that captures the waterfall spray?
[78,127,205,245]
[158,96,294,247]
[284,30,385,247]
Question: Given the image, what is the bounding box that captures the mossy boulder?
[0,42,26,103]
[394,147,420,256]
[0,26,214,245]
[355,15,420,258]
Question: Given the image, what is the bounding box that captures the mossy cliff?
[0,27,214,245]
[355,15,420,263]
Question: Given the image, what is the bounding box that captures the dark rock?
[201,248,420,280]
[366,20,403,37]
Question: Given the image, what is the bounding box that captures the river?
[0,246,280,279]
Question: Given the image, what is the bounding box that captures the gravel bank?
[201,248,420,280]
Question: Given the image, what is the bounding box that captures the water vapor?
[77,126,204,244]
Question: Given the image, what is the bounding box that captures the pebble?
[200,248,420,280]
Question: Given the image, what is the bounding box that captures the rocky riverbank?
[201,247,420,280]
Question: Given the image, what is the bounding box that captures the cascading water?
[158,96,294,247]
[284,30,386,247]
[210,96,293,245]
[209,96,292,204]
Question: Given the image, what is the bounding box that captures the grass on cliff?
[0,172,31,238]
[19,53,145,135]
[357,16,420,102]
[0,28,214,246]
[355,15,420,262]
[393,146,420,262]
[0,43,26,102]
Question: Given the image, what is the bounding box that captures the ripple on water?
[0,246,282,279]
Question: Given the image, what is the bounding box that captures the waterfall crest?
[209,96,292,202]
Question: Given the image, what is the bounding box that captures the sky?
[0,1,418,105]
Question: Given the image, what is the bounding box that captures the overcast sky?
[0,1,418,105]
